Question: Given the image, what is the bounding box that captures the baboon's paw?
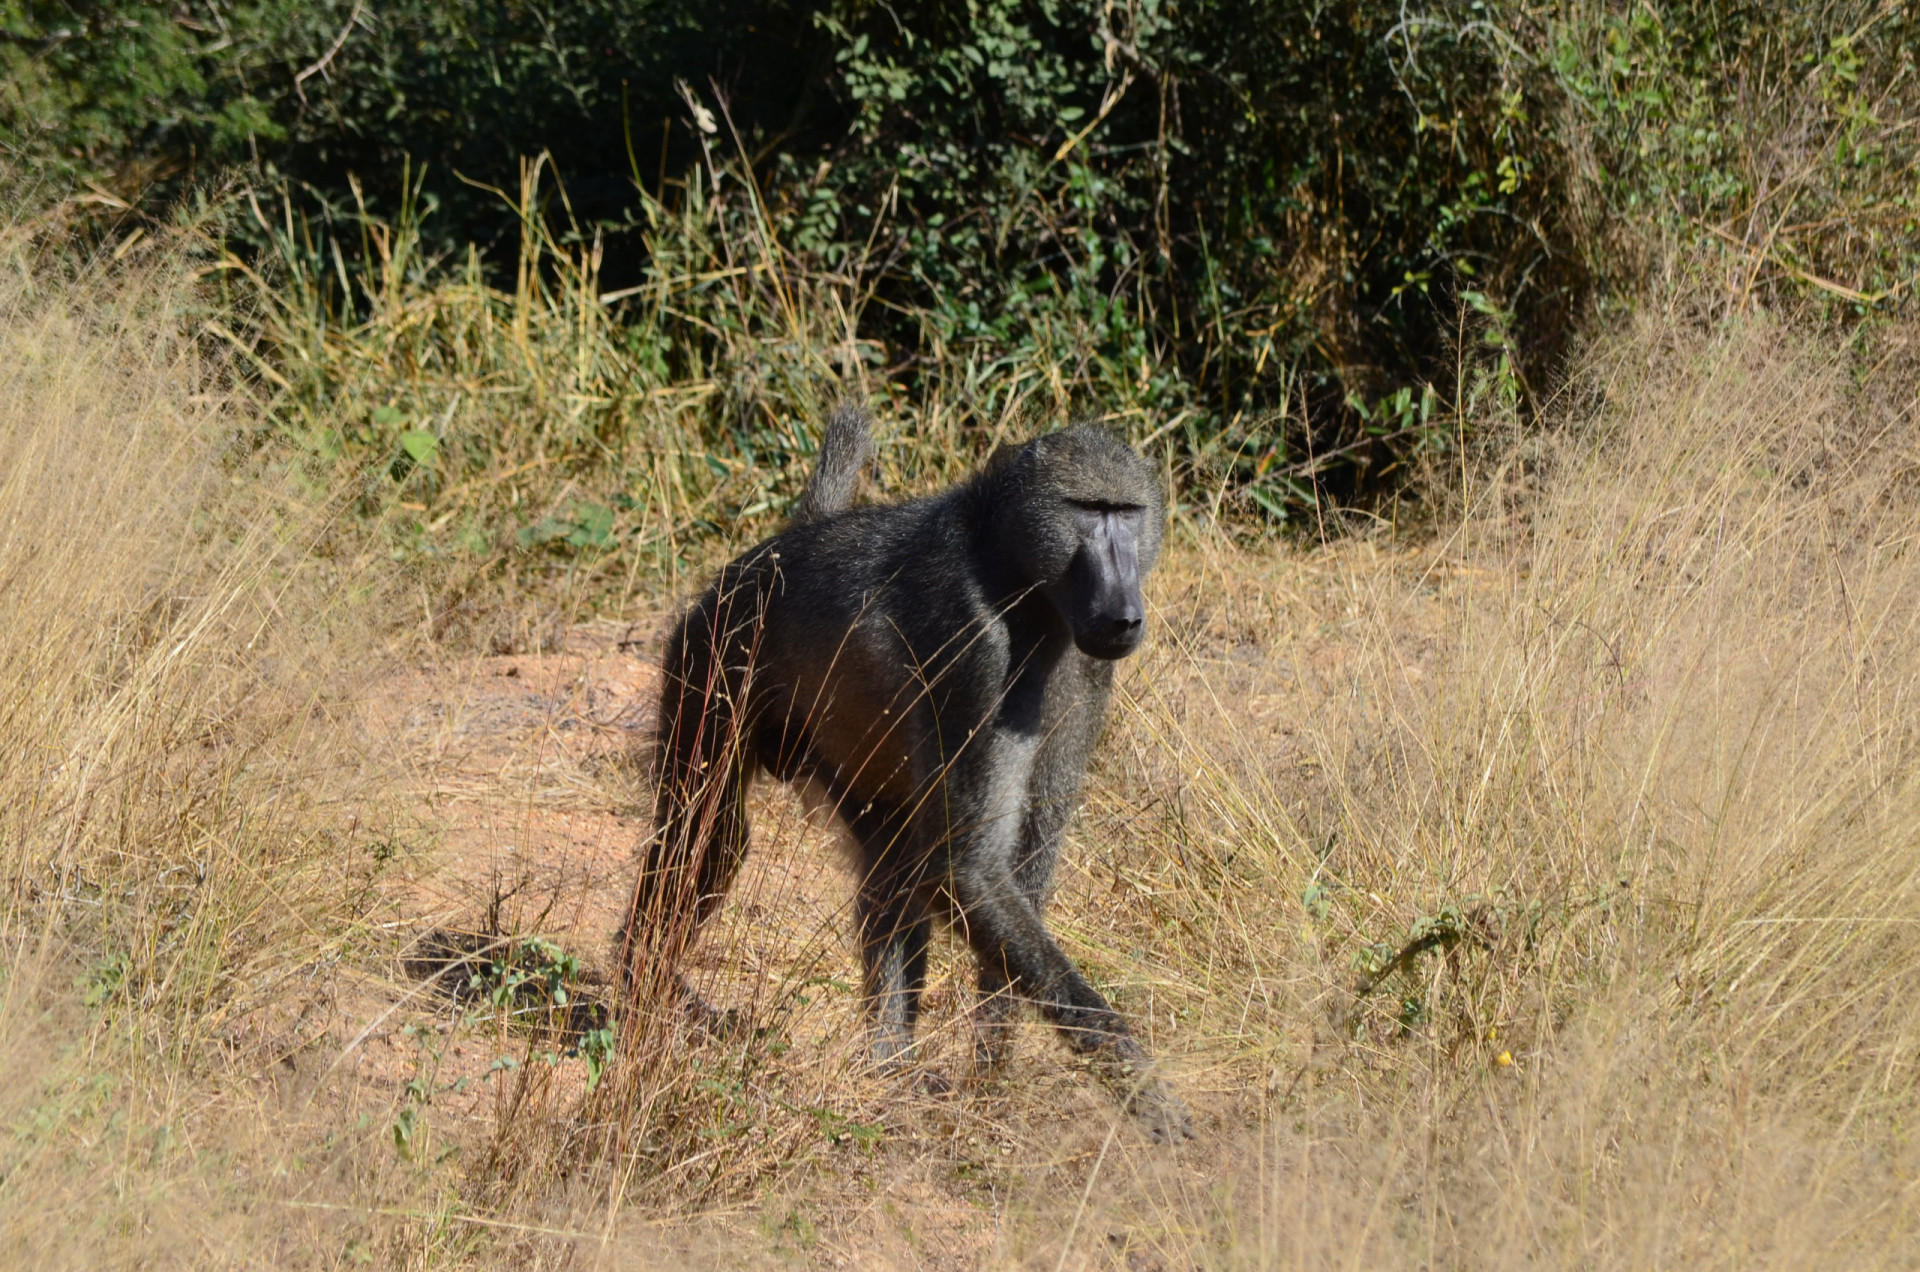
[1127,1081,1195,1144]
[913,1068,955,1097]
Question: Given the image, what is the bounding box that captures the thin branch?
[294,0,366,105]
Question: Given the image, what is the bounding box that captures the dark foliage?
[5,0,1915,516]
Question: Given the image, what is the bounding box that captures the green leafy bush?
[7,0,1916,520]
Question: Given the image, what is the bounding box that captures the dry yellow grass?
[6,230,1919,1269]
[0,234,420,1266]
[1076,309,1920,1268]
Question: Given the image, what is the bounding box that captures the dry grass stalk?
[7,211,1920,1268]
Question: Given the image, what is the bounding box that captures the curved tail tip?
[790,402,875,525]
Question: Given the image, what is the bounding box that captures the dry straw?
[5,199,1920,1266]
[0,227,407,1266]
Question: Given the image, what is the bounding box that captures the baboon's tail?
[789,402,873,526]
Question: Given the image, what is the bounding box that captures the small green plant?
[1334,899,1498,1040]
[391,1024,438,1162]
[463,936,583,1016]
[571,1025,617,1093]
[390,1104,422,1160]
[516,502,617,551]
[79,954,130,1009]
[777,1098,884,1151]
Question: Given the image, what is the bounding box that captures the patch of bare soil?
[368,618,659,952]
[317,549,1453,1268]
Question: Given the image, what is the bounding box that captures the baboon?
[618,404,1191,1141]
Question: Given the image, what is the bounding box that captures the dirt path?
[330,549,1441,1268]
[352,621,1093,1266]
[367,619,660,959]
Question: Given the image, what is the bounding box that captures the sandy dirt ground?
[305,546,1450,1269]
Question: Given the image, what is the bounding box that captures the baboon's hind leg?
[845,803,939,1072]
[858,891,932,1068]
[619,743,753,959]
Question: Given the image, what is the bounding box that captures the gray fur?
[788,402,874,525]
[618,421,1191,1142]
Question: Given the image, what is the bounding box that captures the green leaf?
[516,517,568,548]
[564,502,615,549]
[398,430,439,465]
[576,1026,617,1092]
[1248,484,1291,523]
[391,1107,419,1158]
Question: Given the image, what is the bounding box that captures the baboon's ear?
[985,439,1037,472]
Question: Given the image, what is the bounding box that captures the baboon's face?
[1058,497,1154,659]
[1007,428,1164,661]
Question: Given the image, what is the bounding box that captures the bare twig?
[294,0,366,104]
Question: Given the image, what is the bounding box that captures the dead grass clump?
[0,235,423,1268]
[1069,309,1920,1267]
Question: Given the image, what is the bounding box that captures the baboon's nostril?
[1096,613,1144,650]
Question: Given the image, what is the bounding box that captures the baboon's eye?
[1066,498,1144,514]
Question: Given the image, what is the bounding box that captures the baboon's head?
[996,426,1165,660]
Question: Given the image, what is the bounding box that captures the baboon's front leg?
[956,872,1193,1142]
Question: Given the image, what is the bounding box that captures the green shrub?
[7,0,1917,522]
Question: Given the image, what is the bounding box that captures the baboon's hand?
[1095,1047,1194,1143]
[1126,1077,1195,1144]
